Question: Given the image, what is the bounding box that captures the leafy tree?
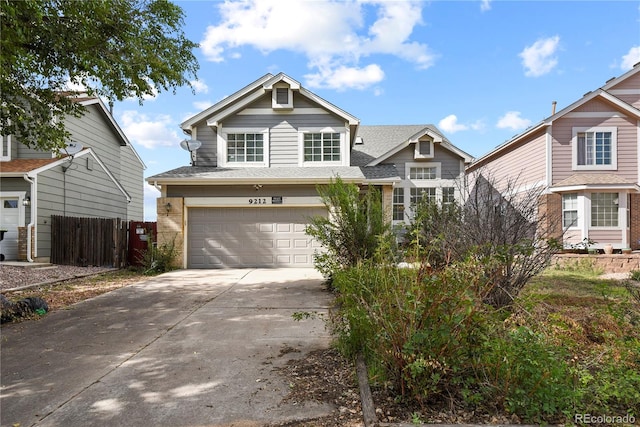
[1,0,199,151]
[305,177,392,278]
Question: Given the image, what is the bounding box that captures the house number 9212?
[248,198,267,205]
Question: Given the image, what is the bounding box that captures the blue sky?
[110,0,640,221]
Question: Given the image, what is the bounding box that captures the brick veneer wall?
[156,197,184,268]
[631,193,640,251]
[538,193,563,242]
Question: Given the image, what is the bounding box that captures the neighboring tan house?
[147,72,472,269]
[0,96,145,262]
[467,63,640,251]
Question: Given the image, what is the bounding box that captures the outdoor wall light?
[164,202,172,215]
[22,196,31,207]
[254,184,263,191]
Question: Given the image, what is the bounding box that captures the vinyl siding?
[35,163,127,258]
[194,124,218,166]
[474,130,547,188]
[609,73,640,108]
[167,184,319,198]
[65,105,122,181]
[120,145,143,220]
[192,92,345,167]
[386,143,464,180]
[589,229,623,244]
[551,115,638,184]
[16,143,52,159]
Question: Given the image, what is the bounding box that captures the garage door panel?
[187,207,325,268]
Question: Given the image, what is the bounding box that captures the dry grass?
[2,269,147,314]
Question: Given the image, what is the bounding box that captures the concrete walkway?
[1,268,333,427]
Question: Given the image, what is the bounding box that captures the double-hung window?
[303,132,340,162]
[562,193,578,228]
[392,188,404,221]
[591,193,618,227]
[227,133,264,163]
[573,127,616,170]
[410,188,436,205]
[409,166,437,180]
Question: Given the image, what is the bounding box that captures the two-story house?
[467,63,640,251]
[0,95,145,262]
[147,73,472,268]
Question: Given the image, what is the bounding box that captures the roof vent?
[355,136,364,145]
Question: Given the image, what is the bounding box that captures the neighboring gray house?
[148,73,472,268]
[0,96,145,262]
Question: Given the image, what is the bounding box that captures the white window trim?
[216,126,270,168]
[589,192,621,229]
[1,134,11,161]
[414,139,434,159]
[298,127,347,167]
[272,84,293,110]
[571,126,617,171]
[562,193,579,230]
[407,162,441,180]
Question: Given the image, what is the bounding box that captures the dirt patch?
[0,264,114,291]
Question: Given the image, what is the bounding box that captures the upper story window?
[562,193,578,228]
[303,132,340,162]
[591,192,618,227]
[409,166,437,180]
[227,133,264,163]
[1,134,11,161]
[572,127,617,170]
[218,127,269,167]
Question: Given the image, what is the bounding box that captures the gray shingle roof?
[148,165,400,183]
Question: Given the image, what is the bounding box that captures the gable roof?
[0,149,131,201]
[75,97,146,169]
[469,64,640,171]
[352,124,474,167]
[181,72,359,132]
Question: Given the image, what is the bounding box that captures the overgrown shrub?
[305,177,393,278]
[137,234,178,275]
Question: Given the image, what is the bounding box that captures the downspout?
[23,173,36,262]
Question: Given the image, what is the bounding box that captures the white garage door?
[0,197,20,261]
[187,207,326,268]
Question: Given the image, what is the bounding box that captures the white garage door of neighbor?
[188,207,326,268]
[0,197,20,261]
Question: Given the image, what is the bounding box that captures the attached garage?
[187,206,326,268]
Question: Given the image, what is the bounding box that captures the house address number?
[247,196,284,205]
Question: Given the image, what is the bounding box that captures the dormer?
[414,135,434,160]
[263,73,301,111]
[272,83,293,110]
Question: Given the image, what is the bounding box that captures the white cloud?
[193,100,214,111]
[190,79,209,94]
[519,36,560,77]
[305,64,385,90]
[621,46,640,71]
[438,114,468,133]
[119,110,179,149]
[496,111,532,131]
[480,0,491,12]
[200,0,435,90]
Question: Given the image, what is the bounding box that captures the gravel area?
[0,264,114,291]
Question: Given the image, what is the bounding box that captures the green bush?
[137,235,178,275]
[305,177,393,278]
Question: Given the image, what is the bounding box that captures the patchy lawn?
[1,269,147,317]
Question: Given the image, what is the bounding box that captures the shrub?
[137,234,178,275]
[305,177,393,278]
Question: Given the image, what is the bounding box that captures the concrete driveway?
[1,268,334,427]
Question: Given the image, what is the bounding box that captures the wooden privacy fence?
[51,215,128,267]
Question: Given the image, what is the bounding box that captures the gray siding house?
[148,73,472,268]
[0,96,145,262]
